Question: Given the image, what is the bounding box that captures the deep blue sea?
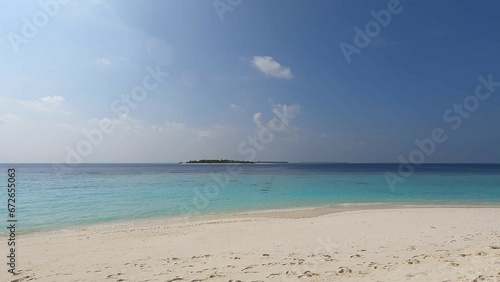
[1,163,499,233]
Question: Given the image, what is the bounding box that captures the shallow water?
[1,163,499,232]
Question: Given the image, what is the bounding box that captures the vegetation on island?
[185,159,254,164]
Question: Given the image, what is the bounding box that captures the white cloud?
[97,58,112,66]
[164,122,187,130]
[196,124,226,139]
[0,100,301,162]
[0,113,20,120]
[57,123,80,132]
[40,96,65,106]
[20,96,69,115]
[197,130,217,139]
[0,113,235,162]
[253,112,264,128]
[0,113,21,126]
[253,102,301,132]
[230,103,244,112]
[252,56,293,80]
[95,57,132,68]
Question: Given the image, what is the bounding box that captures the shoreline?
[14,202,500,237]
[5,207,500,281]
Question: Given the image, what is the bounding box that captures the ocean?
[1,163,499,233]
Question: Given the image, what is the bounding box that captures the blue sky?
[0,0,499,163]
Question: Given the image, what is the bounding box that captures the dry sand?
[2,207,500,281]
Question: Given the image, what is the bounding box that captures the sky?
[0,0,499,163]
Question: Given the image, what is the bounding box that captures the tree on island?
[185,159,254,164]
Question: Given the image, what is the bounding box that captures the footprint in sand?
[404,258,420,265]
[11,276,35,282]
[106,272,125,278]
[242,264,259,273]
[166,277,182,282]
[471,275,486,282]
[194,268,209,273]
[298,270,319,278]
[337,266,352,274]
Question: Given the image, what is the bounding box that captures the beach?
[2,0,500,281]
[4,207,500,282]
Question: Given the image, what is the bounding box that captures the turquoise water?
[1,163,499,233]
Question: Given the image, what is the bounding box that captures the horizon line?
[2,162,500,165]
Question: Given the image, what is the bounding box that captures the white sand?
[3,207,500,281]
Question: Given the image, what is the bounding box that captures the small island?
[180,160,289,164]
[184,159,254,164]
